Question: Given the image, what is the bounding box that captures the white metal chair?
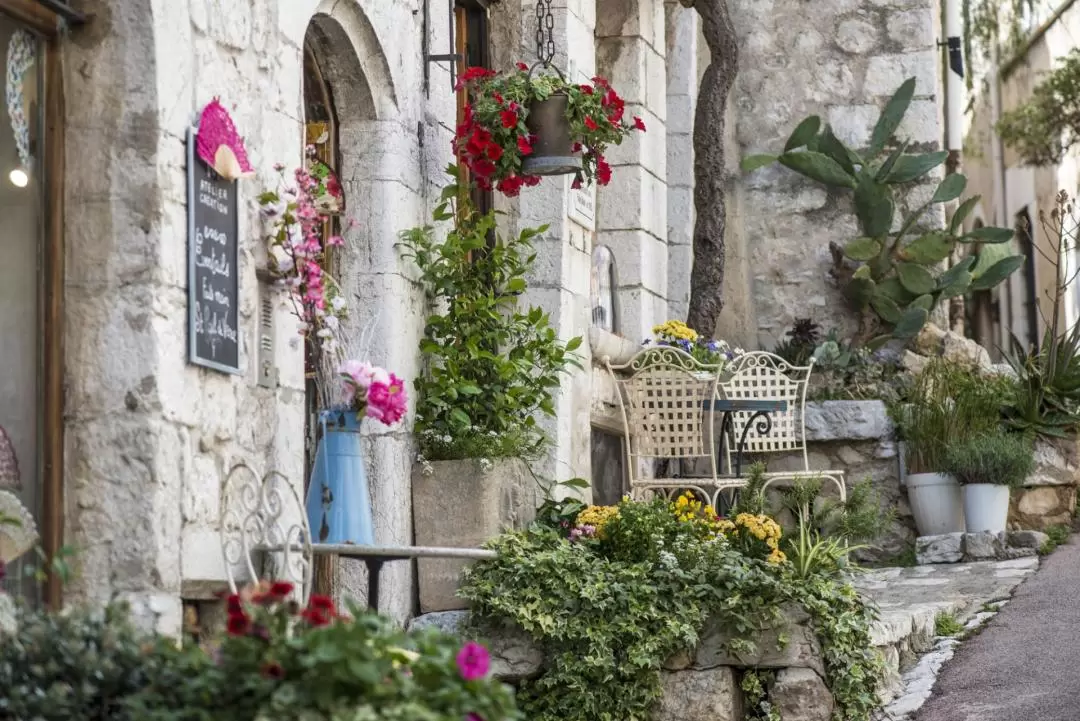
[604,346,747,508]
[719,351,846,500]
[220,463,314,604]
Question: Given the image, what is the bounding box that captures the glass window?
[0,16,42,597]
[591,245,616,333]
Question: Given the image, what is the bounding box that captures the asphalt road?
[915,536,1080,721]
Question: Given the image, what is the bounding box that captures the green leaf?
[938,270,971,297]
[886,151,949,183]
[937,255,976,288]
[565,336,583,352]
[893,306,929,338]
[844,237,883,261]
[845,276,876,308]
[909,293,935,311]
[870,293,902,324]
[867,335,893,351]
[970,255,1026,291]
[785,116,822,152]
[741,154,778,172]
[870,77,917,156]
[950,195,981,233]
[817,125,855,174]
[853,177,894,237]
[874,142,909,182]
[559,477,591,489]
[458,384,482,395]
[961,226,1014,244]
[508,278,527,293]
[899,231,953,264]
[932,174,967,203]
[778,151,856,188]
[896,262,936,295]
[877,276,916,304]
[450,408,472,427]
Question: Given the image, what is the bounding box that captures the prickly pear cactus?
[743,78,1024,347]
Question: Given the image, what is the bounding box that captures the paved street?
[915,537,1080,721]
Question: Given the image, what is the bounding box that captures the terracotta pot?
[522,92,583,176]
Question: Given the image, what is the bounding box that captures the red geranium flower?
[572,142,582,152]
[571,177,583,190]
[269,581,294,598]
[592,75,610,87]
[523,175,541,187]
[309,594,336,612]
[516,62,529,71]
[500,109,518,129]
[517,136,533,156]
[496,175,524,197]
[473,159,496,178]
[633,116,647,131]
[579,84,594,94]
[584,116,598,131]
[597,158,612,185]
[493,92,504,105]
[226,594,242,614]
[226,612,250,636]
[301,608,331,627]
[486,142,504,161]
[261,662,286,680]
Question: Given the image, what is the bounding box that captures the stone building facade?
[0,0,947,631]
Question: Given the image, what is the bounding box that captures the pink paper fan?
[196,98,255,181]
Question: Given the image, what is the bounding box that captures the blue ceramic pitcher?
[305,408,375,545]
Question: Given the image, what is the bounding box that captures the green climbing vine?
[460,486,884,721]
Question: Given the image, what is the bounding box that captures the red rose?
[633,116,647,131]
[517,136,533,155]
[584,117,598,131]
[501,109,518,129]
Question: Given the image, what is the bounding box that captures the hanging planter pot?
[304,408,375,546]
[522,92,582,177]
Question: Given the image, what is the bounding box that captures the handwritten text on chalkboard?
[187,128,241,373]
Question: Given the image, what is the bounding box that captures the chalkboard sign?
[186,127,241,374]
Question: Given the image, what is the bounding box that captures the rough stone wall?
[61,0,450,630]
[729,0,944,349]
[664,1,696,324]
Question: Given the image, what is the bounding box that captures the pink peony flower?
[456,641,491,681]
[366,374,407,426]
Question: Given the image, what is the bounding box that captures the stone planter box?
[1009,435,1080,531]
[412,457,538,613]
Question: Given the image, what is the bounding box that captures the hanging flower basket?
[454,63,646,197]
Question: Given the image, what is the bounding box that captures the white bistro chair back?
[219,463,314,604]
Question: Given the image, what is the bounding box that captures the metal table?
[702,397,788,478]
[308,543,496,613]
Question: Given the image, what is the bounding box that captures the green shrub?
[461,496,883,721]
[942,431,1035,487]
[0,590,520,721]
[934,611,964,637]
[400,170,581,462]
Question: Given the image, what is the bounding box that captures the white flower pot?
[906,472,965,535]
[962,484,1011,534]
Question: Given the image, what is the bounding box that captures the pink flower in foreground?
[456,641,491,681]
[366,374,407,426]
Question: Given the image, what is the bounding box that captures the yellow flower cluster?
[576,505,620,539]
[652,319,698,342]
[671,492,726,536]
[732,513,786,564]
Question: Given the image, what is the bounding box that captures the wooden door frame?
[0,0,83,609]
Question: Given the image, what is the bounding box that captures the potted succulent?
[894,359,1004,535]
[944,431,1035,534]
[454,64,645,196]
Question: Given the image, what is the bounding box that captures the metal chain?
[535,0,556,65]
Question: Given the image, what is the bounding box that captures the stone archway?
[302,1,424,623]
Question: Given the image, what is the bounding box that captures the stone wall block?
[803,400,894,442]
[409,611,545,682]
[691,604,826,677]
[915,533,963,564]
[770,668,835,721]
[864,51,936,97]
[654,667,743,721]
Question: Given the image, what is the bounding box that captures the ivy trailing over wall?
[997,49,1080,165]
[460,490,884,721]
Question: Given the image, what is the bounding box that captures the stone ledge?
[915,532,1038,565]
[804,400,894,442]
[408,610,544,682]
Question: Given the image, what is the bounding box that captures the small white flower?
[331,296,346,311]
[479,457,494,472]
[421,461,434,476]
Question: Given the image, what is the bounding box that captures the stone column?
[596,0,669,342]
[664,1,696,323]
